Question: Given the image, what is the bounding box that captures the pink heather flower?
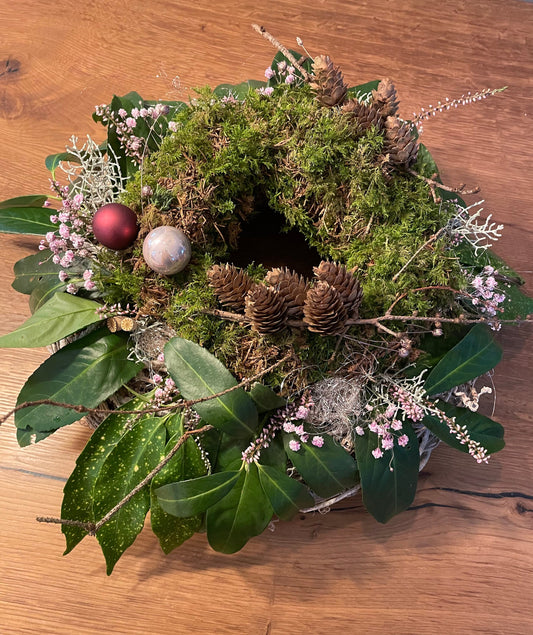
[139,108,149,117]
[264,67,275,79]
[294,424,305,436]
[311,436,324,448]
[154,103,170,117]
[52,254,61,264]
[141,185,153,197]
[493,293,505,304]
[58,211,70,223]
[372,447,383,459]
[118,108,127,118]
[43,200,51,207]
[72,193,84,208]
[485,276,497,290]
[49,214,58,223]
[391,419,403,431]
[165,377,175,388]
[398,435,409,447]
[125,116,137,128]
[288,439,301,452]
[131,107,140,118]
[45,231,55,243]
[257,86,274,97]
[153,374,163,384]
[483,265,495,275]
[355,425,365,436]
[84,280,96,291]
[369,421,379,433]
[168,121,178,132]
[82,269,93,281]
[58,270,69,282]
[295,406,309,420]
[384,405,396,419]
[277,61,287,72]
[157,352,165,362]
[382,435,394,451]
[59,224,70,239]
[66,283,77,294]
[285,74,295,85]
[155,388,164,399]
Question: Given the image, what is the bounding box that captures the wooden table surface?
[1,1,532,633]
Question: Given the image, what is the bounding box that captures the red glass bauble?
[92,203,139,250]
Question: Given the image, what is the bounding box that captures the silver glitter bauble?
[142,226,191,275]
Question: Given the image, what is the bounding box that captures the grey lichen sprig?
[446,199,504,255]
[61,135,127,212]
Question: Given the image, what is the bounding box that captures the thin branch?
[251,24,311,81]
[36,423,213,535]
[408,168,480,196]
[0,353,292,426]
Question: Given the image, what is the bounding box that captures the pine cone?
[384,116,419,168]
[314,261,363,317]
[207,264,253,311]
[372,78,400,118]
[303,281,348,335]
[309,55,348,107]
[341,98,382,132]
[264,267,310,317]
[245,284,287,334]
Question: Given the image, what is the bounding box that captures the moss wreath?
[1,27,529,572]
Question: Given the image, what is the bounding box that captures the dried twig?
[0,353,292,426]
[408,168,480,197]
[251,24,311,81]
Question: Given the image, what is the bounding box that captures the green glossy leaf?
[150,414,207,555]
[164,337,259,438]
[0,205,56,235]
[424,324,502,395]
[422,401,505,455]
[257,463,314,520]
[12,251,60,295]
[61,397,150,554]
[206,464,273,554]
[93,416,167,574]
[213,79,266,100]
[0,195,48,209]
[250,383,286,413]
[155,470,242,518]
[258,435,286,470]
[355,421,420,523]
[15,329,143,445]
[283,432,359,498]
[347,80,380,100]
[45,152,79,173]
[29,279,68,313]
[0,293,103,348]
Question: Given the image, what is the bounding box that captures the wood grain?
[1,1,532,633]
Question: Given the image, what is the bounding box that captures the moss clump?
[104,82,465,381]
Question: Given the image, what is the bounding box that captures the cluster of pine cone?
[309,55,418,169]
[207,261,363,336]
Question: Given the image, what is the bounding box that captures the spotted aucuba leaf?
[93,416,167,575]
[62,397,151,555]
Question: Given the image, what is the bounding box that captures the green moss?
[100,82,466,380]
